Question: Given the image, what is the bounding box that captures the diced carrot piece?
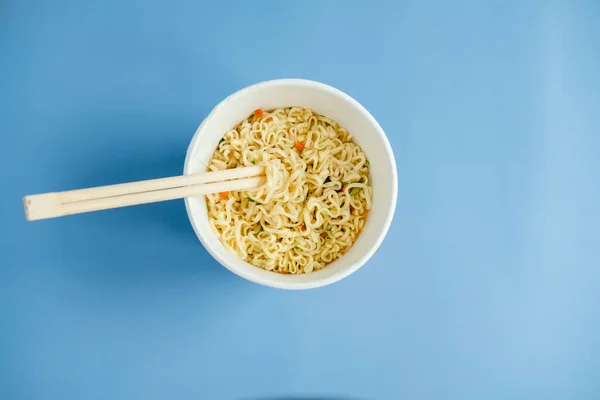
[254,108,264,118]
[295,142,305,151]
[219,191,229,199]
[301,224,307,232]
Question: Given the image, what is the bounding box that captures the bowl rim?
[183,78,397,289]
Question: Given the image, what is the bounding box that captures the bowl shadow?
[51,126,233,292]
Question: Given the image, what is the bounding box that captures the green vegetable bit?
[364,160,370,166]
[247,197,255,202]
[349,187,361,197]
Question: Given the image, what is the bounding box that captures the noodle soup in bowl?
[184,79,397,289]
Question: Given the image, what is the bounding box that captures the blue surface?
[1,1,599,399]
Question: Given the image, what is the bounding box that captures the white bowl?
[184,79,397,289]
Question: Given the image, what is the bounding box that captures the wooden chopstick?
[23,166,266,221]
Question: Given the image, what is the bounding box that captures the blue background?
[1,1,599,399]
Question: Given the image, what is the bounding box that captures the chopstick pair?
[23,165,266,221]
